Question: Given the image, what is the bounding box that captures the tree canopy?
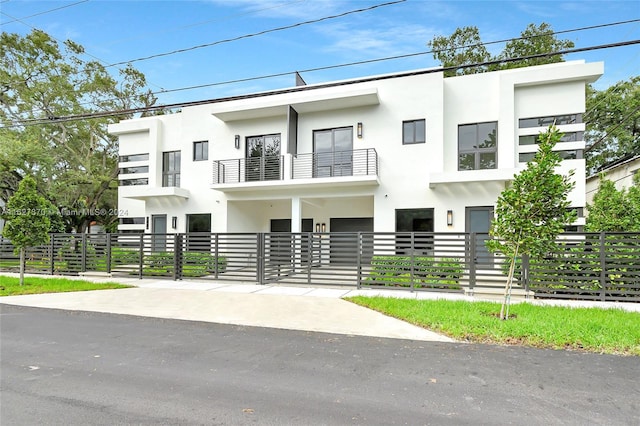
[427,22,575,77]
[586,173,640,232]
[0,29,157,232]
[585,77,640,174]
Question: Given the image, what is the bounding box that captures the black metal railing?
[2,232,639,302]
[212,156,284,184]
[292,148,378,179]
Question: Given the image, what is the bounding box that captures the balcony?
[211,149,379,192]
[212,156,285,185]
[292,148,377,180]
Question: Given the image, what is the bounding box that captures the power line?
[584,105,640,154]
[5,39,639,128]
[0,0,89,25]
[105,0,407,68]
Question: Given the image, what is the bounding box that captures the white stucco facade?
[110,61,603,235]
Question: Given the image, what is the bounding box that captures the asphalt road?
[1,305,638,425]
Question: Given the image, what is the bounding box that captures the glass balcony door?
[313,127,353,178]
[246,134,281,182]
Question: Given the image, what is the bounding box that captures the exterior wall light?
[315,223,320,233]
[145,216,149,230]
[171,216,177,229]
[357,122,363,138]
[447,210,453,227]
[235,135,240,149]
[321,223,326,232]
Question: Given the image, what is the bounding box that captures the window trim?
[402,119,426,145]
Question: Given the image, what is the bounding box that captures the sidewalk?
[2,273,638,343]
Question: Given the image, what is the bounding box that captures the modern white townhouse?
[110,60,603,238]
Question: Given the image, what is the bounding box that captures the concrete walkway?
[2,273,638,342]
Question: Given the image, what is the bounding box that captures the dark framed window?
[162,151,181,187]
[519,149,582,163]
[187,213,212,252]
[458,122,497,171]
[119,178,148,186]
[119,153,149,163]
[402,119,426,144]
[119,166,149,174]
[519,131,584,146]
[395,208,434,255]
[193,141,208,161]
[312,127,353,177]
[519,114,582,128]
[119,217,145,225]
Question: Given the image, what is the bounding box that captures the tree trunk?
[19,247,25,286]
[500,245,520,320]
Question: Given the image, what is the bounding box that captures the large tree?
[584,77,640,174]
[586,174,640,232]
[0,29,157,232]
[487,126,576,319]
[427,22,575,77]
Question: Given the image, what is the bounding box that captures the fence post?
[106,234,112,274]
[356,232,362,289]
[81,233,87,272]
[257,233,265,285]
[139,234,144,279]
[522,254,530,297]
[599,231,606,301]
[173,233,182,281]
[214,233,219,279]
[50,234,55,275]
[410,232,415,292]
[469,233,476,294]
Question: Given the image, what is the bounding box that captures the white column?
[291,196,301,232]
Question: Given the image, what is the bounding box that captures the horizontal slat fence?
[1,232,638,302]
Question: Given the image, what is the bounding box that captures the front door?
[313,127,353,177]
[151,214,167,252]
[246,134,281,181]
[466,207,494,266]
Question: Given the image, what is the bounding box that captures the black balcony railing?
[292,148,378,179]
[212,156,284,184]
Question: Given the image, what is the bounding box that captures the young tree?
[487,126,576,319]
[0,29,157,232]
[1,176,52,285]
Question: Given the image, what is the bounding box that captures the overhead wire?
[0,0,89,25]
[4,39,639,128]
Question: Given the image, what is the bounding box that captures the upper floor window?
[519,131,584,146]
[162,151,181,187]
[402,119,426,144]
[458,122,497,171]
[519,114,582,129]
[119,153,149,163]
[193,141,208,161]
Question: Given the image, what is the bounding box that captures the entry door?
[313,127,353,177]
[151,215,167,252]
[246,134,281,181]
[466,207,494,266]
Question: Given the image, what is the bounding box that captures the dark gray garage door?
[329,217,373,264]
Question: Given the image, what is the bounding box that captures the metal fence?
[1,232,638,302]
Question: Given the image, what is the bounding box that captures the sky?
[1,0,639,107]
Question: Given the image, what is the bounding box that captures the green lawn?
[347,296,640,356]
[0,275,132,296]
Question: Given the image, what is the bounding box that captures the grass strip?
[347,296,640,356]
[0,275,132,296]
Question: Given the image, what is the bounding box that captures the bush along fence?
[0,232,638,302]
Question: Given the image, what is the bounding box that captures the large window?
[402,119,426,144]
[193,141,208,161]
[119,153,149,163]
[162,151,181,187]
[246,134,281,181]
[458,122,497,171]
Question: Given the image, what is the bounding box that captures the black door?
[466,206,494,266]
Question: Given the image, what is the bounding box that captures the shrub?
[182,252,227,277]
[367,255,463,290]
